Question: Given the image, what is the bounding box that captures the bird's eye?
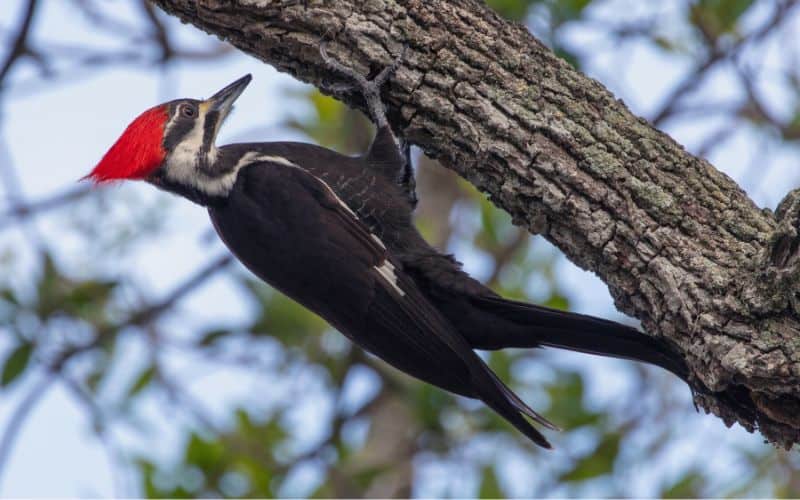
[181,105,196,118]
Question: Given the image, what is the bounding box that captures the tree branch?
[0,0,39,87]
[150,0,800,448]
[0,376,54,487]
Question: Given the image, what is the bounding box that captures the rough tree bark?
[150,0,800,448]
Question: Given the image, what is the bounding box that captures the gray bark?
[151,0,800,448]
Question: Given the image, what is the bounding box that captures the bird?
[84,48,689,448]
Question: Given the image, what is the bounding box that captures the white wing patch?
[370,233,386,249]
[300,172,405,297]
[374,259,405,296]
[291,168,403,296]
[307,173,358,217]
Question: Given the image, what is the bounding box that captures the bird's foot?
[320,41,406,128]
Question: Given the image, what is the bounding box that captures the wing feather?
[210,159,555,447]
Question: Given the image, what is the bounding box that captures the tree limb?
[149,0,800,448]
[0,0,40,87]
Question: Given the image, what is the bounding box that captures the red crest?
[84,105,169,183]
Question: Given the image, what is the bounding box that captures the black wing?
[209,159,556,447]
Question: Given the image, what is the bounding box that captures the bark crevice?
[151,0,800,449]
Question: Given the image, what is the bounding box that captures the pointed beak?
[206,74,252,114]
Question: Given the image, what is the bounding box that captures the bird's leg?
[319,41,406,129]
[320,42,417,207]
[398,139,417,208]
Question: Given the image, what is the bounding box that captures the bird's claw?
[319,41,407,128]
[370,45,407,89]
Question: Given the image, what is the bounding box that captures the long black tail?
[469,295,689,381]
[469,356,560,449]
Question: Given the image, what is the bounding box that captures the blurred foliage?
[690,0,754,41]
[139,410,290,498]
[1,0,799,498]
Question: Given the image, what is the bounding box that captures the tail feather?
[474,376,553,448]
[472,295,689,381]
[468,358,557,449]
[485,369,560,431]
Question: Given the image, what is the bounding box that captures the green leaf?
[247,282,328,345]
[63,280,117,313]
[474,189,519,251]
[198,329,231,347]
[552,0,594,27]
[37,254,60,298]
[283,89,372,153]
[662,472,703,498]
[136,459,193,499]
[690,0,753,39]
[479,465,505,498]
[128,365,155,397]
[559,432,621,482]
[0,289,19,306]
[488,351,513,382]
[542,292,570,311]
[546,371,601,429]
[1,342,33,387]
[553,46,580,69]
[556,0,593,18]
[412,383,453,431]
[138,459,159,498]
[34,254,117,320]
[352,464,390,489]
[0,289,18,326]
[185,432,226,471]
[486,0,539,21]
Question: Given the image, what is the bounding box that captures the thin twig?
[57,374,127,498]
[0,376,55,489]
[486,229,528,288]
[49,254,233,373]
[651,0,798,126]
[0,186,92,231]
[0,255,232,490]
[0,0,39,86]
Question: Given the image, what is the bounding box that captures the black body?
[196,128,688,448]
[144,72,688,448]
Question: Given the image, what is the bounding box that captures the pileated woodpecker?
[85,50,688,448]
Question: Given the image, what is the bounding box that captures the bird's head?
[84,74,252,196]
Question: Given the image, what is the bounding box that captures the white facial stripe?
[168,110,205,170]
[163,107,227,195]
[375,260,405,296]
[164,107,181,134]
